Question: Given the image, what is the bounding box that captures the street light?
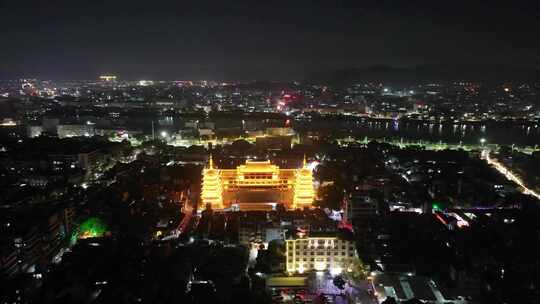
[160,131,168,138]
[330,267,342,277]
[480,138,486,147]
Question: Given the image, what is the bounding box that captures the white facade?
[286,236,356,274]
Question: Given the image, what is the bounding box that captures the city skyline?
[2,2,540,304]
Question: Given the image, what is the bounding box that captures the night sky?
[1,0,539,80]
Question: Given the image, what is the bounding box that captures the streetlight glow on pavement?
[483,150,540,200]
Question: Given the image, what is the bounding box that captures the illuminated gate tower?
[201,156,314,210]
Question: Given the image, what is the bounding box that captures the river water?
[297,118,540,146]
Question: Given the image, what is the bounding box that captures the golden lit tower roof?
[209,154,214,169]
[201,157,314,211]
[238,160,279,173]
[201,154,222,209]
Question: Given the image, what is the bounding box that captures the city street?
[166,191,196,239]
[483,150,540,200]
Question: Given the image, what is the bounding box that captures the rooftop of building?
[238,160,279,172]
[372,273,454,303]
[1,136,123,161]
[0,201,71,238]
[287,228,354,242]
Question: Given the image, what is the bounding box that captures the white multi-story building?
[285,235,357,274]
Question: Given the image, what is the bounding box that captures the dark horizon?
[2,64,539,85]
[2,0,540,80]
